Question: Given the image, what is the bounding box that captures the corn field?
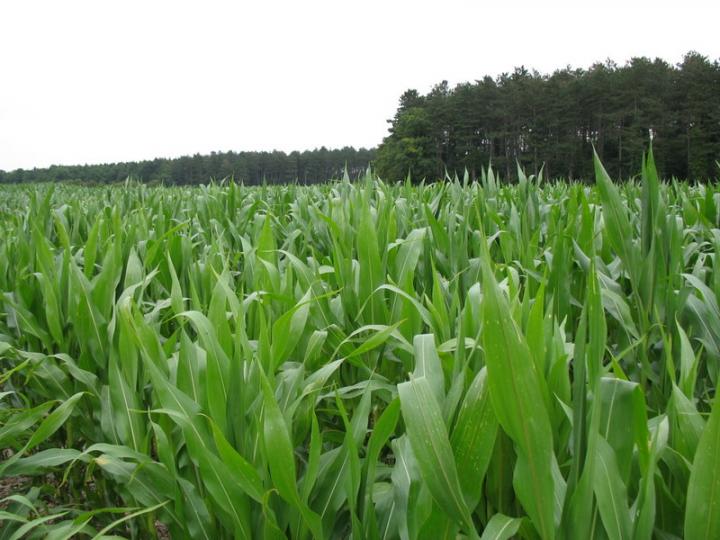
[1,152,719,539]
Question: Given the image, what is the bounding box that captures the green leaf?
[480,514,523,540]
[259,365,324,539]
[685,393,720,539]
[593,435,631,540]
[357,197,386,324]
[412,334,445,405]
[210,419,266,503]
[398,376,478,538]
[479,242,555,540]
[450,367,497,511]
[361,397,400,531]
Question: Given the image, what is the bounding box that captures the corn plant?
[1,150,719,539]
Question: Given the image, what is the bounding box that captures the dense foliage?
[0,147,376,185]
[1,152,720,539]
[376,52,720,182]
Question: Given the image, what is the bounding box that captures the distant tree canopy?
[0,147,376,185]
[2,52,718,185]
[376,51,720,181]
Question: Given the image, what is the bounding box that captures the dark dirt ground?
[0,475,171,539]
[0,475,29,506]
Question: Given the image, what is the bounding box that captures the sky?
[1,0,718,171]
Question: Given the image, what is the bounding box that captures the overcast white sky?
[1,0,718,171]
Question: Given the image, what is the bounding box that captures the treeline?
[2,52,718,185]
[376,51,720,181]
[0,147,376,185]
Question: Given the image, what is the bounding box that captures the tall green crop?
[0,152,719,539]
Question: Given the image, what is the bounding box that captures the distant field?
[1,154,719,539]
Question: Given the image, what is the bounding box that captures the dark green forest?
[1,51,718,184]
[376,51,720,181]
[0,147,376,185]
